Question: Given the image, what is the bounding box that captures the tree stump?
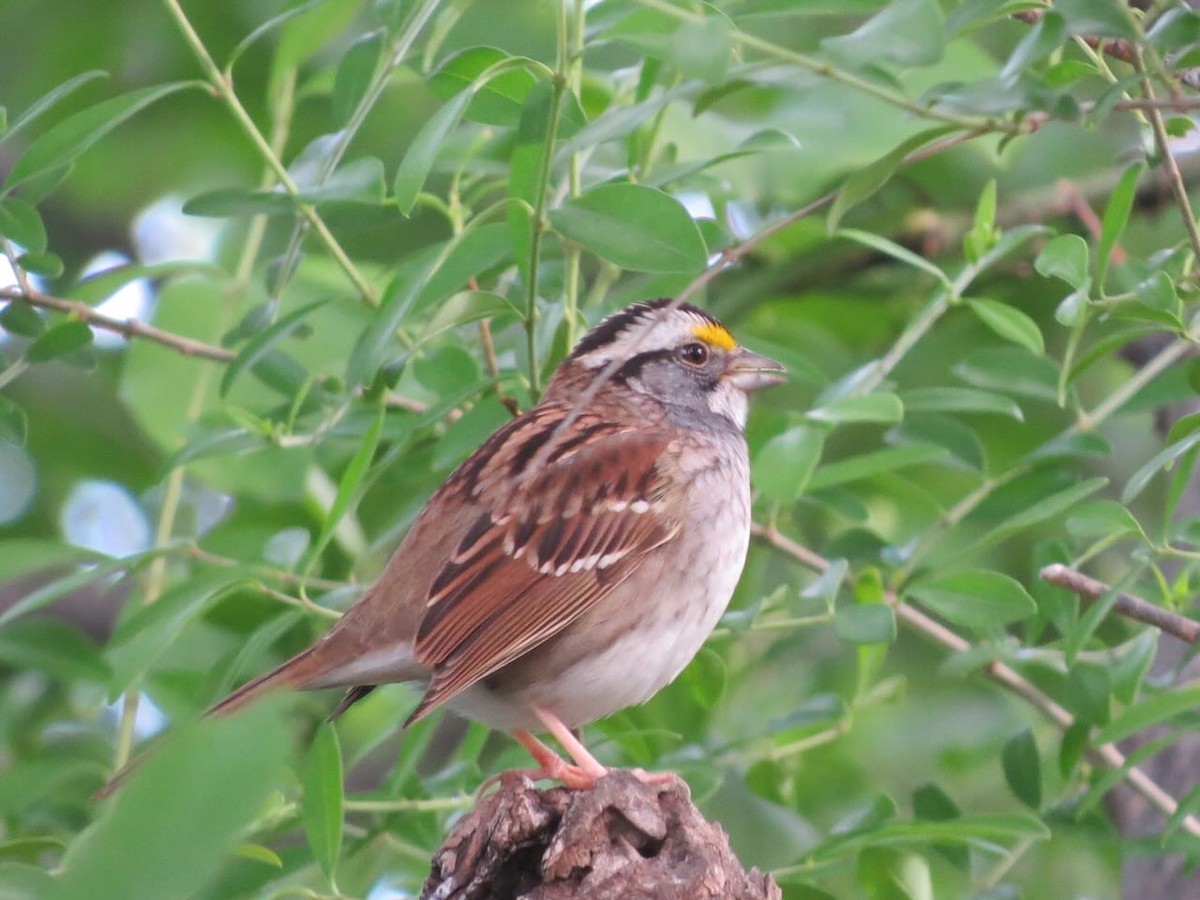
[422,770,781,900]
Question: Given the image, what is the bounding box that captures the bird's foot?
[510,727,607,789]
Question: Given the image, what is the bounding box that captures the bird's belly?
[455,494,751,732]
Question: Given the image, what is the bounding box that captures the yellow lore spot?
[691,322,736,351]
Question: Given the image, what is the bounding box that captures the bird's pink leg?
[535,707,682,789]
[509,728,598,789]
[533,708,608,785]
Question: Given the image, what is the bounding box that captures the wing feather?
[406,419,680,723]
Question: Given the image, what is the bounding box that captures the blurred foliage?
[4,0,1200,897]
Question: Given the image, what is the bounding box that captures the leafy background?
[3,0,1200,897]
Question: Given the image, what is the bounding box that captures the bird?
[202,298,784,789]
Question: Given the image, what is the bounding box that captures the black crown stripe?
[567,298,723,361]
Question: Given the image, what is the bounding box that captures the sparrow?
[207,298,784,788]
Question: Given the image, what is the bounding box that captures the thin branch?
[678,127,1014,307]
[1,286,234,361]
[1113,97,1200,112]
[750,522,1200,838]
[1040,564,1200,644]
[1131,45,1200,272]
[637,0,1017,134]
[161,0,379,307]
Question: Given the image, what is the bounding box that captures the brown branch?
[4,286,433,414]
[675,126,1017,307]
[1,286,235,362]
[1040,564,1200,644]
[1132,45,1200,272]
[1113,97,1200,112]
[749,522,1200,838]
[424,771,780,899]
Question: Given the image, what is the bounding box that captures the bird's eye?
[678,342,709,366]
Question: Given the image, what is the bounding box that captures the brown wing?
[405,425,681,723]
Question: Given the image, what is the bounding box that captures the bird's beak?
[725,347,786,392]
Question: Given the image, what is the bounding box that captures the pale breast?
[453,437,751,731]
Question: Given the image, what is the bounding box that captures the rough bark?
[422,770,781,900]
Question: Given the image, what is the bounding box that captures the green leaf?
[1034,234,1089,290]
[300,156,386,205]
[0,837,67,865]
[301,725,344,884]
[953,347,1060,401]
[26,321,93,363]
[226,0,323,72]
[393,90,472,216]
[1059,720,1090,779]
[969,478,1109,555]
[18,252,64,278]
[808,444,949,491]
[181,186,294,218]
[1063,661,1111,726]
[822,0,946,69]
[105,572,243,697]
[809,392,904,425]
[1001,728,1042,809]
[0,396,27,446]
[837,229,950,286]
[669,17,731,83]
[52,703,290,900]
[0,619,110,683]
[966,299,1044,355]
[0,301,45,338]
[7,81,197,189]
[828,128,954,233]
[302,402,386,576]
[1094,682,1200,746]
[1165,781,1200,842]
[428,47,540,127]
[1109,630,1157,706]
[273,0,360,81]
[907,570,1036,629]
[412,222,512,320]
[999,11,1066,83]
[0,545,160,627]
[332,29,384,126]
[1097,163,1142,290]
[814,813,1050,861]
[220,299,327,397]
[1056,0,1137,39]
[549,183,707,274]
[0,198,46,253]
[1148,7,1200,51]
[911,783,967,870]
[900,387,1022,420]
[1,863,56,898]
[753,425,824,501]
[834,603,897,644]
[347,220,509,386]
[0,70,107,146]
[1065,500,1144,540]
[234,844,283,869]
[421,290,521,343]
[68,260,222,305]
[858,847,932,900]
[684,647,727,709]
[1123,430,1200,504]
[963,179,998,263]
[803,559,850,605]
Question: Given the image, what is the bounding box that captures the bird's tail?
[94,647,328,800]
[204,645,327,717]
